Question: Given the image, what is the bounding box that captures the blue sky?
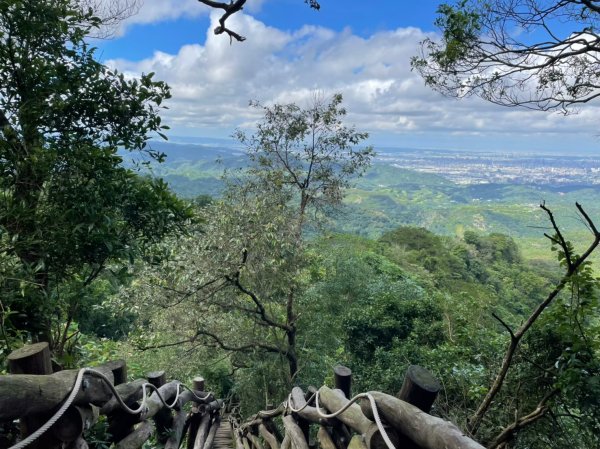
[97,2,441,60]
[96,0,600,153]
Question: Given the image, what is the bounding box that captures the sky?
[94,0,600,153]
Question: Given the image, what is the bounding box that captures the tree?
[0,0,189,349]
[197,0,321,42]
[412,0,600,112]
[79,0,142,38]
[133,94,372,387]
[466,203,600,447]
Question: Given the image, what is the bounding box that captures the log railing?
[231,365,485,449]
[1,344,485,449]
[0,343,224,449]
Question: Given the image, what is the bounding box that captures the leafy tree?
[131,94,372,397]
[464,203,600,447]
[0,0,189,349]
[412,0,600,112]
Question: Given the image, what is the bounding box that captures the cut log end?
[397,365,441,413]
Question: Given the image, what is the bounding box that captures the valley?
[144,139,600,264]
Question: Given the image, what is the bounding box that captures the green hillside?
[149,147,600,264]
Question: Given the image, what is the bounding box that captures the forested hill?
[3,2,600,449]
[138,140,600,262]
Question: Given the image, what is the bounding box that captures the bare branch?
[198,0,248,42]
[225,249,292,332]
[467,203,600,435]
[195,329,282,354]
[197,0,321,42]
[79,0,142,38]
[540,202,573,271]
[491,312,516,341]
[489,389,560,449]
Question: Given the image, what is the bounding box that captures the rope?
[7,368,214,449]
[7,368,86,449]
[180,384,213,403]
[314,391,396,449]
[285,390,396,449]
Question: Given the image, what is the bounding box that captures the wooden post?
[397,365,441,413]
[100,379,145,415]
[0,370,113,420]
[348,435,368,449]
[187,376,206,449]
[282,416,309,449]
[202,415,220,449]
[106,360,128,385]
[52,405,98,443]
[165,409,188,449]
[330,422,351,449]
[148,370,167,388]
[298,418,310,447]
[7,342,52,374]
[290,387,333,425]
[247,432,264,449]
[258,423,280,449]
[193,413,212,449]
[263,419,283,443]
[115,421,155,449]
[333,365,352,399]
[108,374,142,444]
[7,342,59,449]
[147,370,173,443]
[318,386,399,449]
[305,386,318,404]
[193,376,206,392]
[317,426,336,449]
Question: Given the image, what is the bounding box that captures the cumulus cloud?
[92,0,209,37]
[107,11,600,149]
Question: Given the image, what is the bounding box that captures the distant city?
[378,148,600,185]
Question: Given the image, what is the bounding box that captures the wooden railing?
[1,343,485,449]
[0,342,224,449]
[231,365,485,449]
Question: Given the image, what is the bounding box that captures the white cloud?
[107,11,600,150]
[93,0,209,37]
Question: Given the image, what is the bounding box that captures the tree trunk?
[286,288,298,382]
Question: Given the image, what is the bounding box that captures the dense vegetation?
[1,2,599,449]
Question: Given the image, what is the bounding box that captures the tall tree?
[0,0,188,348]
[412,0,600,112]
[134,94,372,385]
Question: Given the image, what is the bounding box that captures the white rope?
[7,368,214,449]
[285,392,314,414]
[180,384,213,403]
[8,368,87,449]
[287,390,396,449]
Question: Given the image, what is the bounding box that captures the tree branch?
[138,329,282,355]
[540,201,573,271]
[488,389,560,449]
[225,249,292,332]
[197,0,321,42]
[467,203,600,435]
[491,312,516,341]
[195,329,282,354]
[198,0,248,42]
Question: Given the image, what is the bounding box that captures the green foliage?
[235,93,373,215]
[413,0,600,111]
[0,0,190,347]
[432,1,481,69]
